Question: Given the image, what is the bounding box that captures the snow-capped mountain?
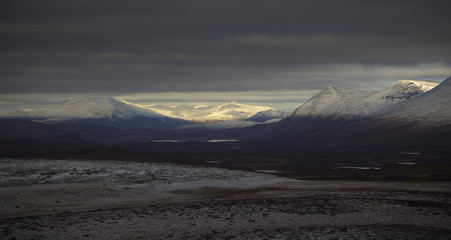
[147,102,274,122]
[31,97,163,120]
[247,109,290,122]
[376,76,451,126]
[291,80,438,119]
[0,98,277,129]
[204,102,274,122]
[19,97,192,129]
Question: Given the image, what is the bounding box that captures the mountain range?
[0,98,285,129]
[26,97,190,130]
[376,78,451,126]
[1,76,449,181]
[291,79,438,120]
[262,79,442,138]
[263,77,451,149]
[0,77,449,143]
[147,101,278,122]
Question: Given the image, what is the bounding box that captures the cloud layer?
[1,0,450,108]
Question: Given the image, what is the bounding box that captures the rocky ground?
[1,158,451,239]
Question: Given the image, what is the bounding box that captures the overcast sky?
[1,0,450,111]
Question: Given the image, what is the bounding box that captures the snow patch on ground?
[0,158,297,191]
[333,166,381,170]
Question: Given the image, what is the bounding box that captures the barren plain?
[1,158,451,239]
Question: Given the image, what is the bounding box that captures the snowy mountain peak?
[206,102,274,121]
[378,80,439,101]
[34,97,162,120]
[323,85,359,95]
[292,79,438,120]
[147,102,274,122]
[377,76,451,125]
[291,86,369,119]
[393,80,438,90]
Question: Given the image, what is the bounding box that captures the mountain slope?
[1,98,276,129]
[292,80,438,120]
[255,79,440,139]
[27,97,191,129]
[377,76,451,125]
[32,97,163,120]
[291,86,370,119]
[204,102,274,122]
[247,109,290,122]
[148,102,274,122]
[279,77,451,148]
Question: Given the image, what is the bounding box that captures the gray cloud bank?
[1,0,450,107]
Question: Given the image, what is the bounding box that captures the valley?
[1,77,451,239]
[3,2,450,238]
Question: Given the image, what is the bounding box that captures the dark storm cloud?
[1,0,450,95]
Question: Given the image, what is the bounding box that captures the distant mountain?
[1,77,450,155]
[259,79,440,139]
[247,109,290,122]
[376,76,451,126]
[30,97,161,120]
[204,102,274,121]
[0,98,277,129]
[177,108,288,130]
[275,77,451,148]
[4,97,191,130]
[148,101,274,122]
[291,80,438,120]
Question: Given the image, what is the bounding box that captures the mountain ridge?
[291,79,439,120]
[375,76,451,126]
[31,97,164,120]
[1,97,191,130]
[147,101,274,122]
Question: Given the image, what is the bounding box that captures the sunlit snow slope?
[377,77,451,125]
[148,102,274,122]
[32,97,163,120]
[16,97,191,129]
[291,80,438,119]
